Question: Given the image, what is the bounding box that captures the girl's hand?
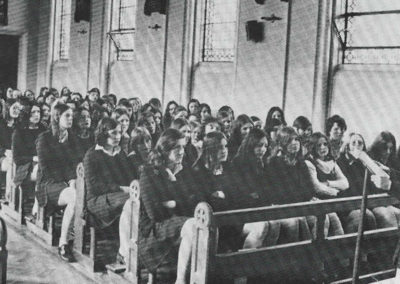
[120,186,131,193]
[250,192,259,199]
[68,179,76,189]
[212,191,225,199]
[162,200,176,208]
[371,175,391,191]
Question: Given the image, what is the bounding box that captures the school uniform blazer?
[84,146,136,203]
[36,130,81,207]
[0,119,13,157]
[84,146,136,227]
[230,157,271,209]
[266,156,315,205]
[12,126,45,187]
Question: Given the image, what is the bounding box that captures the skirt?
[87,191,130,229]
[36,180,69,215]
[138,216,189,273]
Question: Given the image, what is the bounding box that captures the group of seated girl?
[1,86,400,283]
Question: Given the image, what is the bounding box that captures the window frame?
[109,0,137,61]
[335,0,400,64]
[196,0,240,63]
[53,0,72,62]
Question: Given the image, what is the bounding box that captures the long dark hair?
[264,106,286,132]
[195,131,227,173]
[163,100,178,128]
[369,131,398,168]
[16,101,42,129]
[234,128,268,164]
[230,114,253,146]
[273,126,302,161]
[307,132,334,161]
[149,128,185,168]
[50,103,71,137]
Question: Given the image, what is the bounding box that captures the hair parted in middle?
[149,128,185,168]
[95,117,120,147]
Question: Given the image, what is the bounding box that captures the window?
[0,0,7,26]
[54,0,72,61]
[200,0,238,62]
[335,0,400,64]
[109,0,137,61]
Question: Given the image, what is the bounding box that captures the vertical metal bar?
[161,0,170,106]
[352,169,369,284]
[201,0,209,61]
[342,0,349,64]
[281,0,293,112]
[59,0,64,59]
[47,0,57,87]
[325,0,337,121]
[86,0,93,91]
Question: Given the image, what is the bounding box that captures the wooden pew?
[191,194,400,283]
[74,162,112,272]
[74,162,156,283]
[0,217,8,284]
[1,151,24,225]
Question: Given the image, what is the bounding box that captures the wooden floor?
[7,224,96,284]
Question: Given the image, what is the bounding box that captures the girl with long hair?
[163,100,178,129]
[266,127,314,242]
[264,106,286,133]
[40,103,51,128]
[111,108,130,154]
[199,103,211,124]
[72,107,95,156]
[227,114,253,161]
[232,128,281,248]
[336,132,378,233]
[36,103,81,262]
[138,129,201,283]
[12,102,46,218]
[367,131,400,228]
[0,99,20,174]
[305,132,348,237]
[170,118,198,168]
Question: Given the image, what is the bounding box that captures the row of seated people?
[0,91,400,282]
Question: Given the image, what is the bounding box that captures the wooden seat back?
[0,217,7,284]
[190,194,400,283]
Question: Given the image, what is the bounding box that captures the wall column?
[311,0,333,132]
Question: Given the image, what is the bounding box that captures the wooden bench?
[0,217,7,284]
[74,162,116,272]
[191,194,400,283]
[0,152,24,225]
[74,162,156,283]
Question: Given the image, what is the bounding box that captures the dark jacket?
[36,130,82,206]
[231,156,271,208]
[192,162,239,211]
[0,120,13,157]
[84,146,136,202]
[12,126,46,186]
[266,156,315,205]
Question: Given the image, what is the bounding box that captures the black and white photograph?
[1,0,400,283]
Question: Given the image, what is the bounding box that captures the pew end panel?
[190,202,218,284]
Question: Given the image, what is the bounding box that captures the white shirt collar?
[95,144,121,156]
[165,164,183,181]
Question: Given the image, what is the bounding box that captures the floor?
[6,225,96,284]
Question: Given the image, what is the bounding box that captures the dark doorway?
[0,35,19,99]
